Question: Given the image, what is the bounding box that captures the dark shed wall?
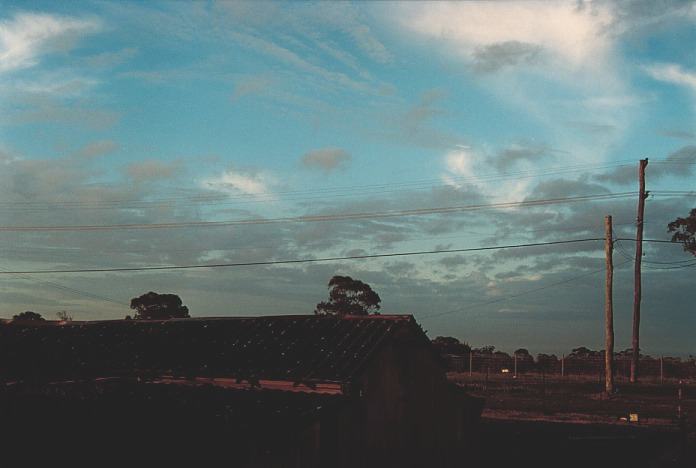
[359,337,481,468]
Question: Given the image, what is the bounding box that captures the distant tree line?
[432,337,696,378]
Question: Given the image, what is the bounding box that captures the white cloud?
[390,1,636,167]
[398,1,613,71]
[0,12,100,74]
[441,148,486,191]
[644,63,696,91]
[441,147,532,204]
[204,169,274,197]
[9,74,99,97]
[444,149,476,178]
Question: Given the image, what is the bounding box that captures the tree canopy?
[315,275,381,317]
[129,292,190,320]
[473,345,495,355]
[432,336,471,355]
[569,347,598,358]
[56,310,73,321]
[536,353,558,363]
[668,208,696,256]
[12,311,45,321]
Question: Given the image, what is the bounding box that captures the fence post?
[677,380,683,420]
[469,352,473,377]
[514,353,518,378]
[561,355,565,378]
[660,356,664,384]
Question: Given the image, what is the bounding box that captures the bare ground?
[450,372,696,467]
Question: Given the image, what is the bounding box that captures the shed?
[0,315,482,466]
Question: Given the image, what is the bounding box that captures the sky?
[0,0,695,356]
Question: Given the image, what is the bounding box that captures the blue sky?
[1,1,695,355]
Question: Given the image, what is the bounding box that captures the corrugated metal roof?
[0,315,424,385]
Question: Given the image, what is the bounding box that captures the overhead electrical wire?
[0,238,604,275]
[0,159,641,211]
[0,192,638,232]
[650,190,696,197]
[2,156,693,310]
[0,267,128,307]
[616,238,689,244]
[612,238,696,270]
[421,260,633,320]
[2,157,692,212]
[0,220,636,257]
[613,237,696,265]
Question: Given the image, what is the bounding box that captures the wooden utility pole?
[605,215,614,395]
[631,158,649,383]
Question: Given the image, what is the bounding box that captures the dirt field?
[450,372,695,467]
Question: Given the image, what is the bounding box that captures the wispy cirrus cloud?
[387,1,640,167]
[82,47,138,69]
[0,12,115,133]
[230,75,273,102]
[0,12,100,74]
[644,62,696,91]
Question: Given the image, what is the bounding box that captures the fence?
[443,353,696,382]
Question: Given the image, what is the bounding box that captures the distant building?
[0,315,482,466]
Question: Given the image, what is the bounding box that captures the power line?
[613,237,696,265]
[5,157,692,211]
[0,267,127,307]
[650,160,696,165]
[0,159,690,213]
[651,190,696,195]
[0,220,635,257]
[0,192,637,232]
[0,238,604,275]
[0,160,640,210]
[421,260,633,320]
[616,238,687,244]
[613,239,696,270]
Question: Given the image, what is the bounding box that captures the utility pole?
[605,215,614,395]
[631,158,649,383]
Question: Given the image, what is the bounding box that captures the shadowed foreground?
[475,419,691,468]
